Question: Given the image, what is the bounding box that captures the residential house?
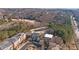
[0,33,26,50]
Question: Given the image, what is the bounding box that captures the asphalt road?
[20,43,27,50]
[20,42,34,50]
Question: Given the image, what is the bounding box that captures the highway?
[71,16,79,49]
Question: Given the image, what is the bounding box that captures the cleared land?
[0,20,35,42]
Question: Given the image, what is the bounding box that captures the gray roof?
[0,33,24,50]
[0,41,12,50]
[6,33,22,43]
